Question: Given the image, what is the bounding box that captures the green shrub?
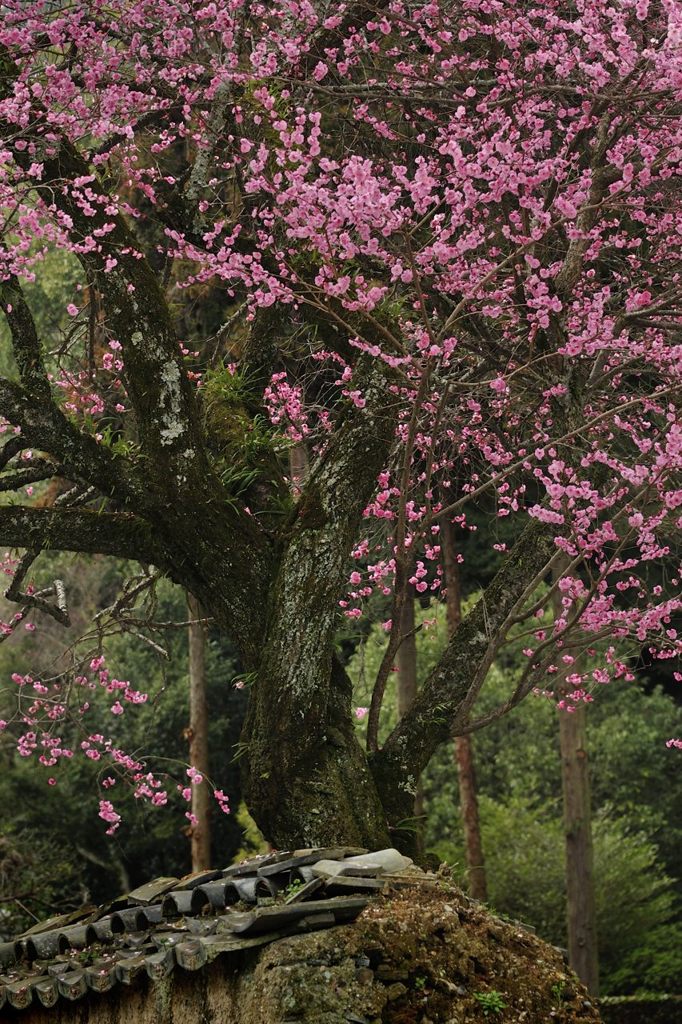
[429,795,681,995]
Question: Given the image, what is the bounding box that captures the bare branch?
[367,359,433,752]
[0,436,27,470]
[0,459,62,491]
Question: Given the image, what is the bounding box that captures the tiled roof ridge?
[0,846,434,1014]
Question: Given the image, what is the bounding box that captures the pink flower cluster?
[1,638,231,833]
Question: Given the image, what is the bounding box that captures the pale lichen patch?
[158,360,185,445]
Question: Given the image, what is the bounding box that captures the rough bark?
[240,359,398,849]
[244,653,391,849]
[453,736,487,901]
[187,593,211,871]
[0,506,168,564]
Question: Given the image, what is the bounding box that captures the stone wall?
[6,888,603,1024]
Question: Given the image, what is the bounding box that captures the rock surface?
[312,849,414,878]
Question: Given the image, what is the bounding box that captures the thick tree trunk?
[243,655,391,850]
[559,703,599,995]
[187,593,211,871]
[239,360,399,851]
[442,519,487,902]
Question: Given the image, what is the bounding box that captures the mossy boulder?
[237,884,601,1024]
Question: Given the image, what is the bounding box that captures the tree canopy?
[0,0,680,850]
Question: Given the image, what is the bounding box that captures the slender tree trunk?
[442,519,488,901]
[553,567,599,995]
[453,735,487,900]
[187,592,211,871]
[288,441,309,492]
[396,587,424,822]
[559,703,599,994]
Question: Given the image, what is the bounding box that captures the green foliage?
[281,877,305,900]
[201,363,253,407]
[0,556,247,932]
[474,990,507,1015]
[551,981,566,1002]
[348,598,682,996]
[202,365,280,460]
[429,794,681,995]
[348,599,454,745]
[0,832,83,941]
[200,363,292,515]
[605,924,682,995]
[96,424,139,458]
[232,802,269,864]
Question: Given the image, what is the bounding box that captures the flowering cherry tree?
[0,0,681,851]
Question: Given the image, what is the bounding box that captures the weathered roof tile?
[33,975,59,1008]
[84,961,117,993]
[144,946,175,980]
[6,978,33,1010]
[161,888,202,918]
[57,970,88,1001]
[1,847,428,1014]
[18,907,98,939]
[194,879,239,910]
[24,932,61,962]
[323,877,386,896]
[110,907,148,933]
[174,869,223,890]
[225,896,368,936]
[174,940,207,971]
[114,954,147,986]
[127,877,179,905]
[0,941,18,968]
[256,848,364,877]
